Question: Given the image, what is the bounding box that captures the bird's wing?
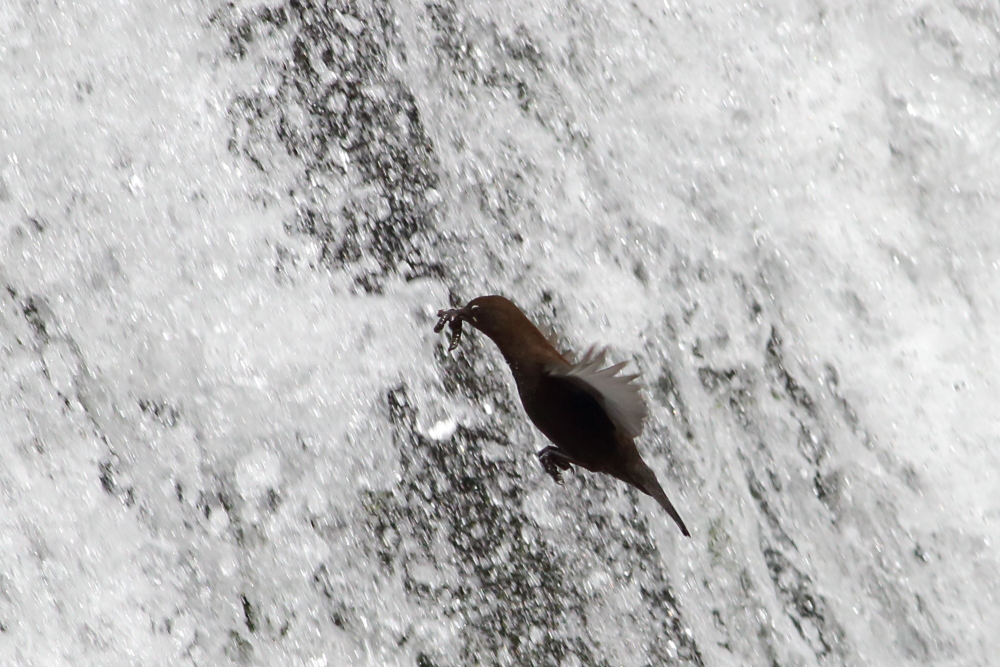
[545,346,648,439]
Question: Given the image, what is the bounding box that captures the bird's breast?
[516,371,622,472]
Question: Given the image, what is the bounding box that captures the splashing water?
[2,1,998,665]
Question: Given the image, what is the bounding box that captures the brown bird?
[435,295,690,537]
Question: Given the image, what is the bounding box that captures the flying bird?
[435,295,690,537]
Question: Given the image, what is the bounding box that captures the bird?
[435,294,690,537]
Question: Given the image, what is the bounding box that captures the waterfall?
[2,1,997,665]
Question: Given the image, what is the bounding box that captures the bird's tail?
[629,461,691,537]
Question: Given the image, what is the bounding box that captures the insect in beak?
[434,308,465,352]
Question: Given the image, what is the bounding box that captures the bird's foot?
[537,446,572,484]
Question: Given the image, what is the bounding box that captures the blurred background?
[2,0,998,665]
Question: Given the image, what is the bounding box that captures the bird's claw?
[434,308,464,351]
[537,447,572,485]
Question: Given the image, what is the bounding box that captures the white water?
[2,1,998,665]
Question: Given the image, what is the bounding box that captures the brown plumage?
[435,295,690,537]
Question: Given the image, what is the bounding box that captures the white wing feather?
[547,346,648,439]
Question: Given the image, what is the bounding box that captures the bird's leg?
[537,446,574,484]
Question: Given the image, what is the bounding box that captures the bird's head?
[434,295,538,352]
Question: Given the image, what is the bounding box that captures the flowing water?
[2,1,999,665]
